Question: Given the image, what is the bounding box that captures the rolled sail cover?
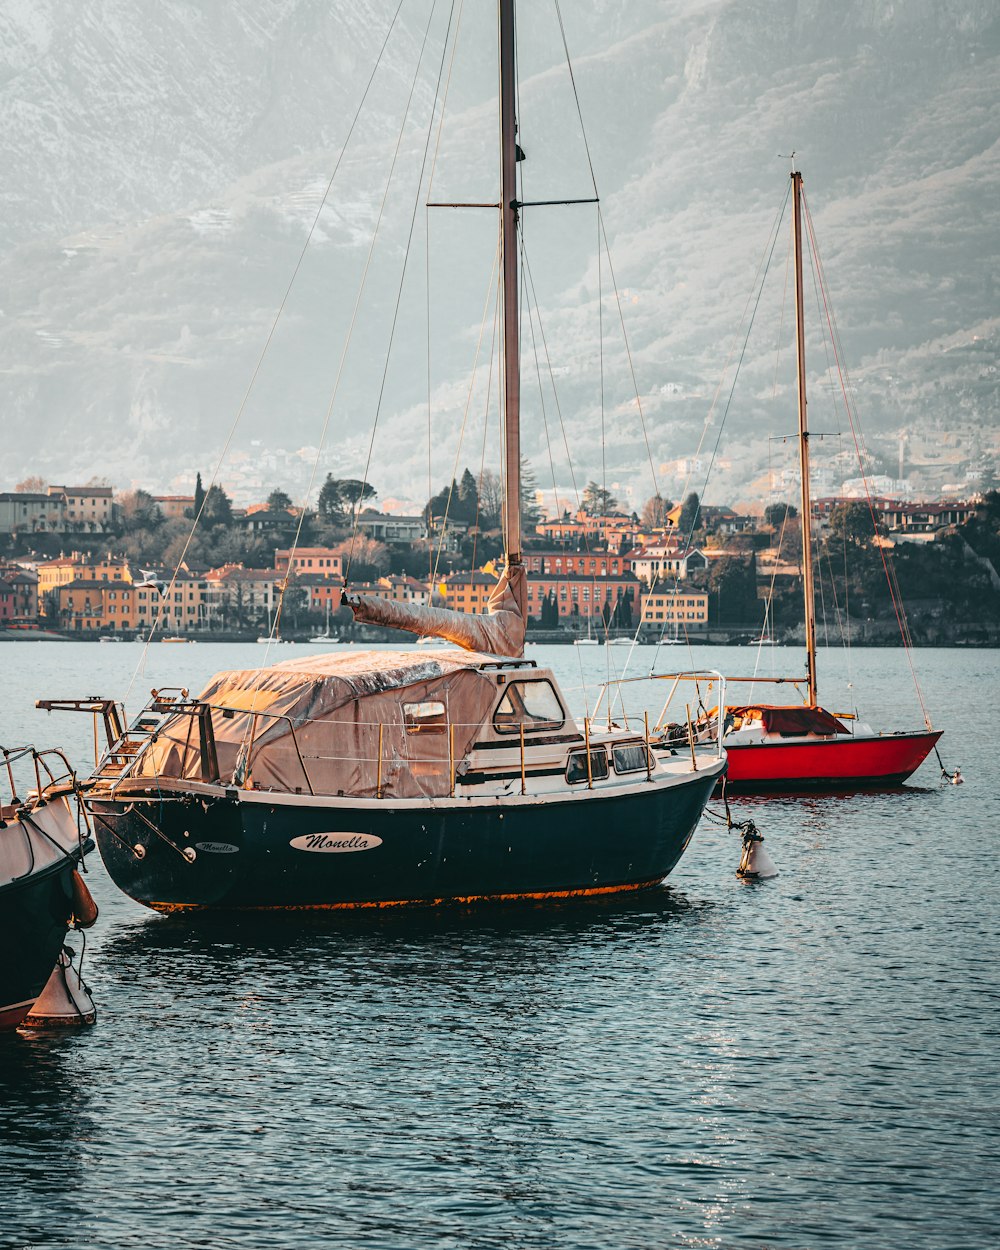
[131,649,501,799]
[345,563,526,658]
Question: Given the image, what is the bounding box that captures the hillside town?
[1,473,998,644]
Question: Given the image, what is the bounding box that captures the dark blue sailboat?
[38,1,725,911]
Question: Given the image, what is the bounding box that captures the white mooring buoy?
[736,823,778,880]
[22,947,96,1029]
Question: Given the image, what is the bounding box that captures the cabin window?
[403,701,447,735]
[566,747,609,784]
[613,743,652,775]
[492,680,565,735]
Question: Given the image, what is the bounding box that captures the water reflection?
[99,884,714,977]
[0,1031,94,1240]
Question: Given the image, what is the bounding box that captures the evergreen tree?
[267,488,294,512]
[582,481,619,516]
[764,501,798,528]
[194,472,206,518]
[202,484,233,527]
[678,491,701,537]
[337,479,377,523]
[457,468,479,525]
[318,474,346,523]
[520,457,542,531]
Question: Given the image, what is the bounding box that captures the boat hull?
[720,730,942,792]
[0,857,76,1030]
[88,766,723,911]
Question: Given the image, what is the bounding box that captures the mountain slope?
[0,0,997,505]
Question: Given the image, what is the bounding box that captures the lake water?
[1,641,997,1249]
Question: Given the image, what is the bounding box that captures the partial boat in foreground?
[0,747,96,1029]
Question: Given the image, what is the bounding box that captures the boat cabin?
[93,649,658,802]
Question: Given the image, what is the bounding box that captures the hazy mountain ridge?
[0,0,997,506]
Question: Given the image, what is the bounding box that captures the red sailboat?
[689,169,942,791]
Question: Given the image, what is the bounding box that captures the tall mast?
[498,0,521,565]
[792,168,818,705]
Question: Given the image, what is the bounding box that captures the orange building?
[526,573,638,623]
[274,547,343,578]
[57,569,211,634]
[58,580,138,632]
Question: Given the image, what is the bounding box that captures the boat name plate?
[289,833,383,853]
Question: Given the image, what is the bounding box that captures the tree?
[457,469,479,525]
[765,501,798,528]
[424,479,457,525]
[117,489,163,534]
[612,589,633,629]
[478,470,503,530]
[334,537,389,581]
[539,589,559,627]
[581,481,619,516]
[828,501,879,547]
[677,492,701,536]
[707,554,759,623]
[641,493,672,528]
[337,479,377,523]
[267,489,293,512]
[193,472,206,518]
[318,474,346,524]
[520,457,542,531]
[201,483,233,527]
[15,476,46,493]
[318,477,376,525]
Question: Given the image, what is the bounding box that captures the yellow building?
[639,587,709,630]
[440,571,497,614]
[141,571,212,633]
[38,555,133,615]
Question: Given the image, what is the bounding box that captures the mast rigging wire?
[345,0,460,585]
[650,182,791,674]
[122,0,409,710]
[269,0,443,647]
[801,188,932,727]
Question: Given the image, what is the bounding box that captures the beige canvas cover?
[345,563,526,658]
[133,649,502,799]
